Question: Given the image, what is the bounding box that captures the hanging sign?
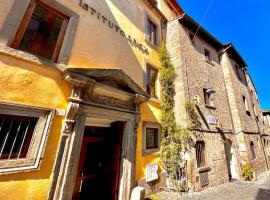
[79,0,150,55]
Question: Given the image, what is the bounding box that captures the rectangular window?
[189,32,195,45]
[0,114,37,160]
[147,19,158,46]
[243,96,251,116]
[204,49,211,61]
[146,127,159,149]
[142,122,161,156]
[0,103,54,174]
[235,65,242,81]
[146,65,158,98]
[195,141,206,168]
[203,88,215,107]
[11,0,69,62]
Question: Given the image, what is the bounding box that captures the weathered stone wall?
[220,52,267,176]
[166,20,235,191]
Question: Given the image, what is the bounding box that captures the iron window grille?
[0,114,38,160]
[195,141,206,168]
[0,102,54,174]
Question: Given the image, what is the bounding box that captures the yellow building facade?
[0,0,180,199]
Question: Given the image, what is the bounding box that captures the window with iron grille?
[0,103,54,174]
[195,141,206,168]
[0,114,37,160]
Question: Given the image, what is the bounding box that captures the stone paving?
[158,171,270,200]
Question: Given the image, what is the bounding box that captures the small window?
[146,65,158,98]
[142,122,161,155]
[146,127,159,149]
[195,141,206,168]
[250,141,256,160]
[243,96,250,116]
[11,0,69,62]
[204,49,211,61]
[203,88,215,107]
[235,65,242,81]
[147,19,158,46]
[189,32,195,45]
[0,114,37,160]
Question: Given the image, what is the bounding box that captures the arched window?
[250,141,256,160]
[195,141,206,168]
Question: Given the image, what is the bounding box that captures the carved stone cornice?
[82,92,136,112]
[64,71,96,92]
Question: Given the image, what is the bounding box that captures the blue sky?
[178,0,270,109]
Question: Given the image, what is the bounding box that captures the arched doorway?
[224,140,236,180]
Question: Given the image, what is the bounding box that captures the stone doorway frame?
[60,105,138,200]
[48,68,149,200]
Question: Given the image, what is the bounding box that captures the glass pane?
[146,128,158,149]
[146,66,158,98]
[19,4,64,60]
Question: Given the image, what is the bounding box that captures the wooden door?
[72,124,123,200]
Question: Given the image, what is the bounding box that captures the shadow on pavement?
[255,188,270,200]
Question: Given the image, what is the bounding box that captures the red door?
[72,123,123,200]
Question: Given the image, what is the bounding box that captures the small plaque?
[146,163,158,182]
[200,171,209,186]
[208,116,218,125]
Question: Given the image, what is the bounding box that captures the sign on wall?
[79,0,150,55]
[208,116,218,125]
[146,163,158,182]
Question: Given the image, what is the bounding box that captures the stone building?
[263,110,270,163]
[0,0,177,199]
[221,44,268,177]
[166,13,236,191]
[165,9,269,191]
[0,0,268,199]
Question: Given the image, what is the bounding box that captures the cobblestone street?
[158,172,270,200]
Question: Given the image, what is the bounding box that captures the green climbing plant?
[185,101,201,130]
[159,42,191,188]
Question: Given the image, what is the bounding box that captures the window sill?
[0,45,66,72]
[205,59,215,66]
[145,39,159,50]
[149,97,161,104]
[142,149,160,157]
[205,105,216,110]
[198,166,211,173]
